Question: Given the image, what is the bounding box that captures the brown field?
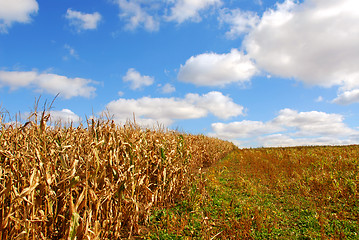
[147,146,359,239]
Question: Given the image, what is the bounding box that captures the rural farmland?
[1,109,358,239]
[1,0,359,238]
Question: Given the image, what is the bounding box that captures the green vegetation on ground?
[146,146,359,239]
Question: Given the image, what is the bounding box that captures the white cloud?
[219,8,259,39]
[178,49,257,87]
[123,68,154,90]
[315,96,323,102]
[258,134,356,148]
[332,89,359,105]
[0,70,97,99]
[105,91,243,127]
[106,96,205,126]
[0,70,37,89]
[49,109,81,124]
[161,83,176,94]
[63,44,79,60]
[211,120,283,139]
[254,0,263,6]
[65,9,102,32]
[0,0,38,33]
[243,0,359,94]
[210,108,359,147]
[186,91,244,119]
[116,0,160,31]
[272,108,355,137]
[166,0,222,23]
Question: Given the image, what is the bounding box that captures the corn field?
[0,110,235,239]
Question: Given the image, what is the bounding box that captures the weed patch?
[147,146,359,239]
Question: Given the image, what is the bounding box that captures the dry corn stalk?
[0,111,235,239]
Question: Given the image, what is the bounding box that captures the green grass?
[144,146,359,239]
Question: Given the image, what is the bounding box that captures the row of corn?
[0,112,235,239]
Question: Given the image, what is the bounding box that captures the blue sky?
[1,0,359,147]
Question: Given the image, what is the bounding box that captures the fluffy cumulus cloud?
[0,70,97,99]
[210,108,359,147]
[166,0,222,23]
[0,70,37,89]
[185,91,243,119]
[105,91,243,127]
[49,109,81,124]
[116,0,160,31]
[178,49,257,86]
[65,9,102,31]
[161,83,176,94]
[218,8,259,39]
[123,68,154,90]
[242,0,359,102]
[332,89,359,105]
[272,109,355,137]
[211,121,283,139]
[0,0,38,33]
